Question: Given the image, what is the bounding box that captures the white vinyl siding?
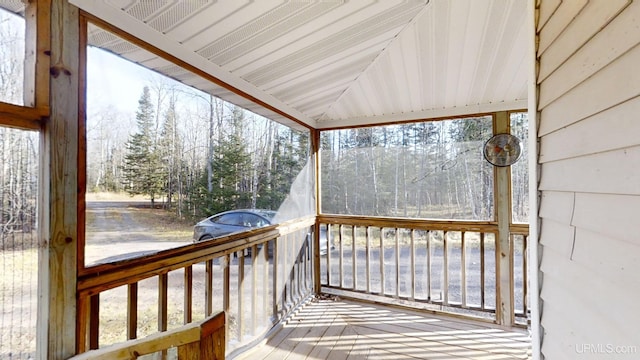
[536,0,640,358]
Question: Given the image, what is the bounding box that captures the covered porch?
[236,299,531,360]
[2,0,534,359]
[9,0,640,359]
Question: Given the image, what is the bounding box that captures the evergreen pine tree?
[158,96,180,209]
[122,86,164,207]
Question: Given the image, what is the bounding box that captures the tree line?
[320,115,529,222]
[0,10,39,243]
[88,81,310,221]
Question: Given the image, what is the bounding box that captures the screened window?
[0,7,25,106]
[510,112,529,223]
[320,116,494,220]
[84,23,313,267]
[0,127,38,358]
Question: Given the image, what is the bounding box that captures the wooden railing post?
[177,312,226,360]
[69,311,225,360]
[40,0,80,358]
[494,111,513,327]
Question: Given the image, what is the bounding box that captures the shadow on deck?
[235,298,532,360]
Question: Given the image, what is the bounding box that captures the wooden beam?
[0,102,46,130]
[37,0,80,359]
[494,111,513,327]
[24,0,51,109]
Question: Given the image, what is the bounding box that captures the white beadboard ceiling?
[43,1,530,129]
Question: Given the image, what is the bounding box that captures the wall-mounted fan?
[483,133,522,167]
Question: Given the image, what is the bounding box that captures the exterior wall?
[536,0,640,359]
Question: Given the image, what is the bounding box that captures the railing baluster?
[89,294,99,350]
[523,235,528,317]
[410,229,416,301]
[158,273,168,333]
[366,226,371,294]
[380,227,385,295]
[263,240,269,322]
[127,283,138,340]
[238,252,244,342]
[509,234,515,325]
[184,266,192,324]
[352,226,357,291]
[283,234,290,311]
[205,259,213,317]
[293,236,299,303]
[327,224,332,286]
[339,225,344,289]
[223,253,230,340]
[158,272,169,360]
[272,237,279,317]
[251,244,258,335]
[443,231,449,305]
[480,232,486,310]
[461,231,467,308]
[298,233,304,299]
[395,228,400,298]
[307,236,312,292]
[426,230,431,302]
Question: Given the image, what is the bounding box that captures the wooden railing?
[73,213,528,358]
[69,311,225,360]
[317,215,529,325]
[75,216,316,357]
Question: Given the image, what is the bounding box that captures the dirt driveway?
[85,200,193,266]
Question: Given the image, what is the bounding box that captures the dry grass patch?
[128,206,194,241]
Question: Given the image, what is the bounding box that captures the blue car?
[193,209,331,255]
[193,209,276,242]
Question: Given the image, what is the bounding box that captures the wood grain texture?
[235,299,531,360]
[0,102,46,129]
[38,0,80,359]
[71,312,225,360]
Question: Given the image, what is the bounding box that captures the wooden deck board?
[234,299,532,360]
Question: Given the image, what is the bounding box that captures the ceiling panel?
[61,0,526,129]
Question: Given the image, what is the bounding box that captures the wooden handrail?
[318,214,499,232]
[78,216,315,295]
[76,216,316,355]
[69,312,225,360]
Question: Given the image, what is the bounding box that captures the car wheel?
[199,235,213,242]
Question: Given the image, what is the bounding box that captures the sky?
[86,46,153,115]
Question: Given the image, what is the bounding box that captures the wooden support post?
[494,111,513,327]
[312,129,321,294]
[37,0,79,359]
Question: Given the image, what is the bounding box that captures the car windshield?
[254,210,276,220]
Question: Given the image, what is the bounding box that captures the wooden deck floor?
[234,299,532,360]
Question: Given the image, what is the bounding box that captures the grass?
[128,206,194,240]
